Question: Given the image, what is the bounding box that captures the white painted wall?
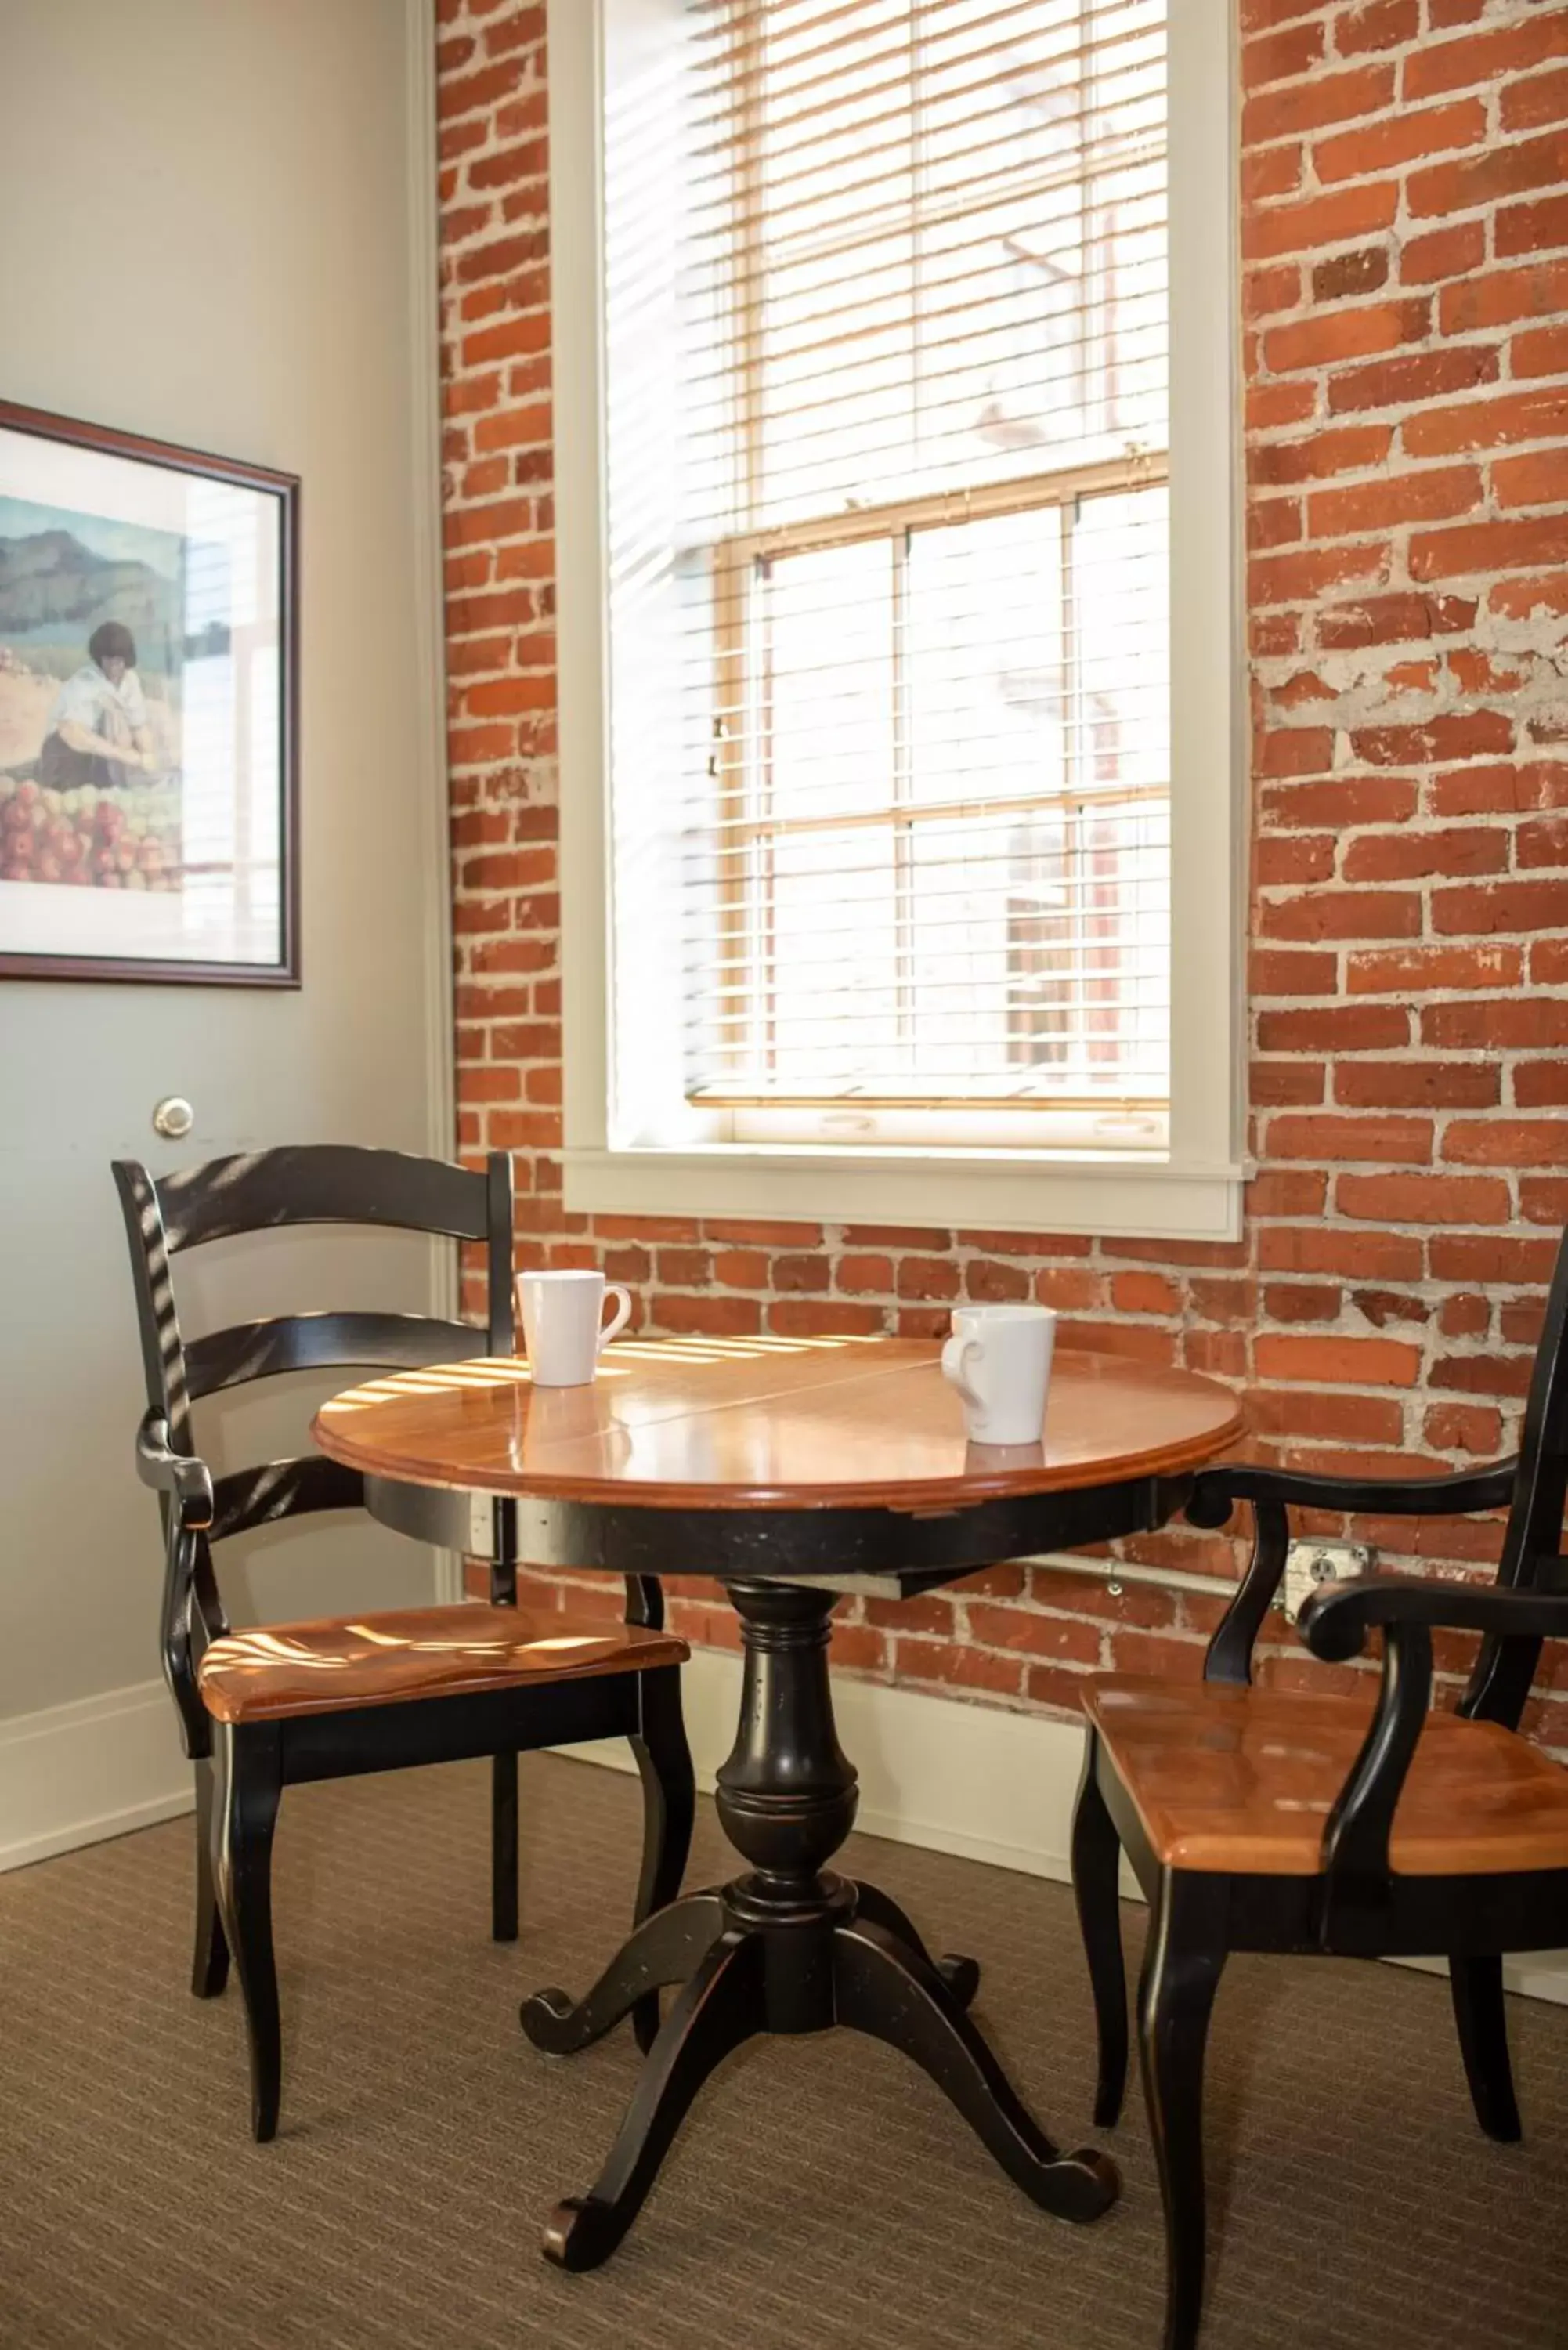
[0,0,450,1859]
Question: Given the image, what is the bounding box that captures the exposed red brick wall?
[437,0,1568,1738]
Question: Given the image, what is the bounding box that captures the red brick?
[1266,1112,1433,1162]
[1309,247,1390,302]
[1440,258,1568,334]
[1342,826,1507,881]
[1256,1003,1411,1051]
[1351,943,1523,996]
[964,1606,1103,1665]
[1512,324,1568,376]
[1335,343,1504,411]
[894,1638,1025,1699]
[1258,1224,1423,1278]
[1109,1271,1183,1316]
[1315,590,1477,646]
[1412,514,1568,580]
[1250,426,1393,485]
[1444,1120,1568,1169]
[1335,1060,1501,1110]
[1407,386,1568,458]
[1408,131,1568,221]
[767,1298,886,1338]
[1262,1279,1343,1321]
[1262,775,1418,829]
[966,1258,1031,1303]
[1264,298,1430,374]
[1523,1177,1568,1227]
[1254,1332,1424,1384]
[1515,1062,1568,1108]
[652,1292,762,1338]
[1253,1059,1328,1106]
[1424,1402,1505,1454]
[1245,143,1307,202]
[1434,878,1568,935]
[1404,16,1568,102]
[1243,180,1401,262]
[1336,1172,1512,1224]
[898,1256,962,1302]
[1245,62,1396,146]
[1424,996,1568,1051]
[1491,448,1568,509]
[1335,0,1418,52]
[1314,98,1487,183]
[1497,194,1568,260]
[1256,888,1422,940]
[1308,463,1483,537]
[1250,537,1391,603]
[1243,18,1328,85]
[1502,67,1568,135]
[1400,219,1487,284]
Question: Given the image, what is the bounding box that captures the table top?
[312,1335,1243,1514]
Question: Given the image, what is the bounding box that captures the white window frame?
[551,0,1246,1242]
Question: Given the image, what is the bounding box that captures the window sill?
[563,1144,1247,1242]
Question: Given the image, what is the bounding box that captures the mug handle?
[940,1329,983,1411]
[597,1283,633,1351]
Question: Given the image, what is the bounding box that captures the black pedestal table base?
[522,1578,1119,2269]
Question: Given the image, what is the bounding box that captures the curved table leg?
[544,1929,765,2272]
[833,1918,1119,2222]
[851,1880,980,2013]
[522,1892,728,2056]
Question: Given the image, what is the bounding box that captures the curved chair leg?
[627,1665,696,2052]
[191,1755,230,1999]
[213,1722,285,2143]
[850,1881,980,2012]
[522,1891,727,2056]
[544,1928,764,2271]
[1071,1734,1128,2126]
[1138,1873,1227,2350]
[833,1919,1118,2221]
[491,1751,519,1943]
[1451,1954,1522,2143]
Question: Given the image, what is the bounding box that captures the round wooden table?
[314,1334,1242,2271]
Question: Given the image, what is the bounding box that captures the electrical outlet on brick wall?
[1281,1539,1375,1627]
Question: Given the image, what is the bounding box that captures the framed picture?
[0,400,298,985]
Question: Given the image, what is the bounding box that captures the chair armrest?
[1186,1456,1516,1528]
[1295,1571,1568,1916]
[136,1410,215,1531]
[1301,1571,1568,1660]
[1189,1455,1517,1687]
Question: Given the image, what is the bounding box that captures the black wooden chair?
[113,1144,693,2141]
[1071,1219,1568,2350]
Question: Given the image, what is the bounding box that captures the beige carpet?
[2,1752,1566,2350]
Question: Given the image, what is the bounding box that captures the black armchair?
[1068,1217,1568,2350]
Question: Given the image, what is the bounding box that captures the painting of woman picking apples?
[0,400,297,985]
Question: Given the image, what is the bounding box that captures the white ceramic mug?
[515,1268,633,1386]
[940,1303,1057,1445]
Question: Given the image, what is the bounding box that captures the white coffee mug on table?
[515,1268,633,1386]
[940,1303,1057,1446]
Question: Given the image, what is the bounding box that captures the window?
[552,0,1243,1239]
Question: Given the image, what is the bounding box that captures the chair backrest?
[1461,1216,1568,1728]
[113,1145,515,1548]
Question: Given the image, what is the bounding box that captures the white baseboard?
[567,1647,1568,2011]
[0,1679,191,1874]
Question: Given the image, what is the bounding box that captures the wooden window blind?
[613,0,1171,1128]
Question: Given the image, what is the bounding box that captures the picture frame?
[0,399,298,986]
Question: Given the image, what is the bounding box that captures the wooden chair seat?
[197,1604,689,1725]
[1084,1674,1568,1878]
